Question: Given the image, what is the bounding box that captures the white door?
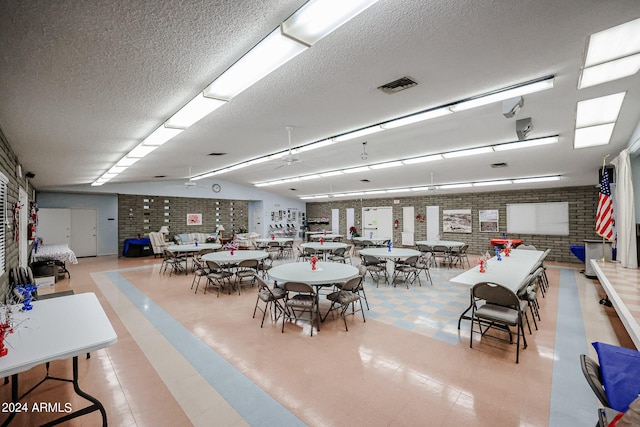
[19,188,28,267]
[331,209,339,234]
[362,207,393,239]
[426,206,440,240]
[71,209,97,257]
[37,208,71,246]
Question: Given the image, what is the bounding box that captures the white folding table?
[450,249,544,329]
[0,292,117,426]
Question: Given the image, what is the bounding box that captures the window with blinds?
[0,172,7,274]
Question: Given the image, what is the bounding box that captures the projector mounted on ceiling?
[516,117,532,140]
[503,96,524,118]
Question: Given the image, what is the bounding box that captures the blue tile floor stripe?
[104,271,305,427]
[549,268,596,427]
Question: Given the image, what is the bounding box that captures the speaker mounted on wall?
[598,165,615,184]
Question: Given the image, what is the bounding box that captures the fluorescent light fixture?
[473,180,513,187]
[227,163,249,172]
[342,166,371,174]
[513,176,560,184]
[333,125,384,142]
[204,28,307,100]
[300,196,314,200]
[449,77,554,112]
[442,146,494,158]
[386,188,411,193]
[584,17,640,67]
[91,182,104,186]
[370,161,403,169]
[579,54,640,88]
[364,190,386,195]
[194,168,228,180]
[402,154,443,164]
[116,157,140,167]
[381,107,452,129]
[297,139,338,152]
[574,123,616,148]
[332,193,348,197]
[127,143,159,158]
[165,94,227,128]
[493,136,559,151]
[141,126,183,146]
[254,182,271,187]
[410,186,433,191]
[347,192,364,196]
[319,171,344,177]
[314,195,329,199]
[246,157,271,166]
[102,172,119,179]
[439,183,473,189]
[281,0,379,46]
[300,174,321,180]
[575,92,626,128]
[108,165,127,174]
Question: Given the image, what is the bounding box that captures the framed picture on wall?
[443,209,472,233]
[187,213,202,226]
[479,209,499,232]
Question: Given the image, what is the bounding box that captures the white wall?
[36,192,118,255]
[41,177,306,243]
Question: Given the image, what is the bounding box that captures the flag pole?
[600,154,609,262]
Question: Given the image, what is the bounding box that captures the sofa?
[173,232,219,245]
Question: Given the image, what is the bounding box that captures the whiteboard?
[506,202,569,236]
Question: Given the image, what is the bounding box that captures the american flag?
[596,167,614,240]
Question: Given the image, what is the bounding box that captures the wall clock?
[212,184,221,193]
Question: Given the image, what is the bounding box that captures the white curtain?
[611,149,638,268]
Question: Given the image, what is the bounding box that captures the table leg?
[457,290,473,329]
[1,357,108,427]
[0,374,18,427]
[41,356,107,427]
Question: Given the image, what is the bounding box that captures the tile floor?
[0,250,627,426]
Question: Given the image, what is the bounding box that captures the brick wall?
[306,186,599,263]
[118,194,248,252]
[0,127,33,301]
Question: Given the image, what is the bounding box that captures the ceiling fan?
[181,165,199,189]
[275,126,301,169]
[426,172,438,192]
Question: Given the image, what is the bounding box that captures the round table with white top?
[301,242,348,258]
[309,233,343,241]
[255,237,292,244]
[165,243,222,274]
[415,240,466,267]
[166,243,222,253]
[254,237,293,250]
[269,261,359,286]
[201,249,268,265]
[415,240,465,249]
[359,248,420,260]
[269,261,360,330]
[352,237,390,246]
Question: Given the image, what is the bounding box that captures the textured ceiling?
[1,0,640,199]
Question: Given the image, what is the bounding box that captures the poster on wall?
[187,213,202,226]
[287,208,298,222]
[443,209,472,233]
[479,210,499,232]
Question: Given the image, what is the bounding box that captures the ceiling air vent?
[377,76,418,94]
[491,163,508,168]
